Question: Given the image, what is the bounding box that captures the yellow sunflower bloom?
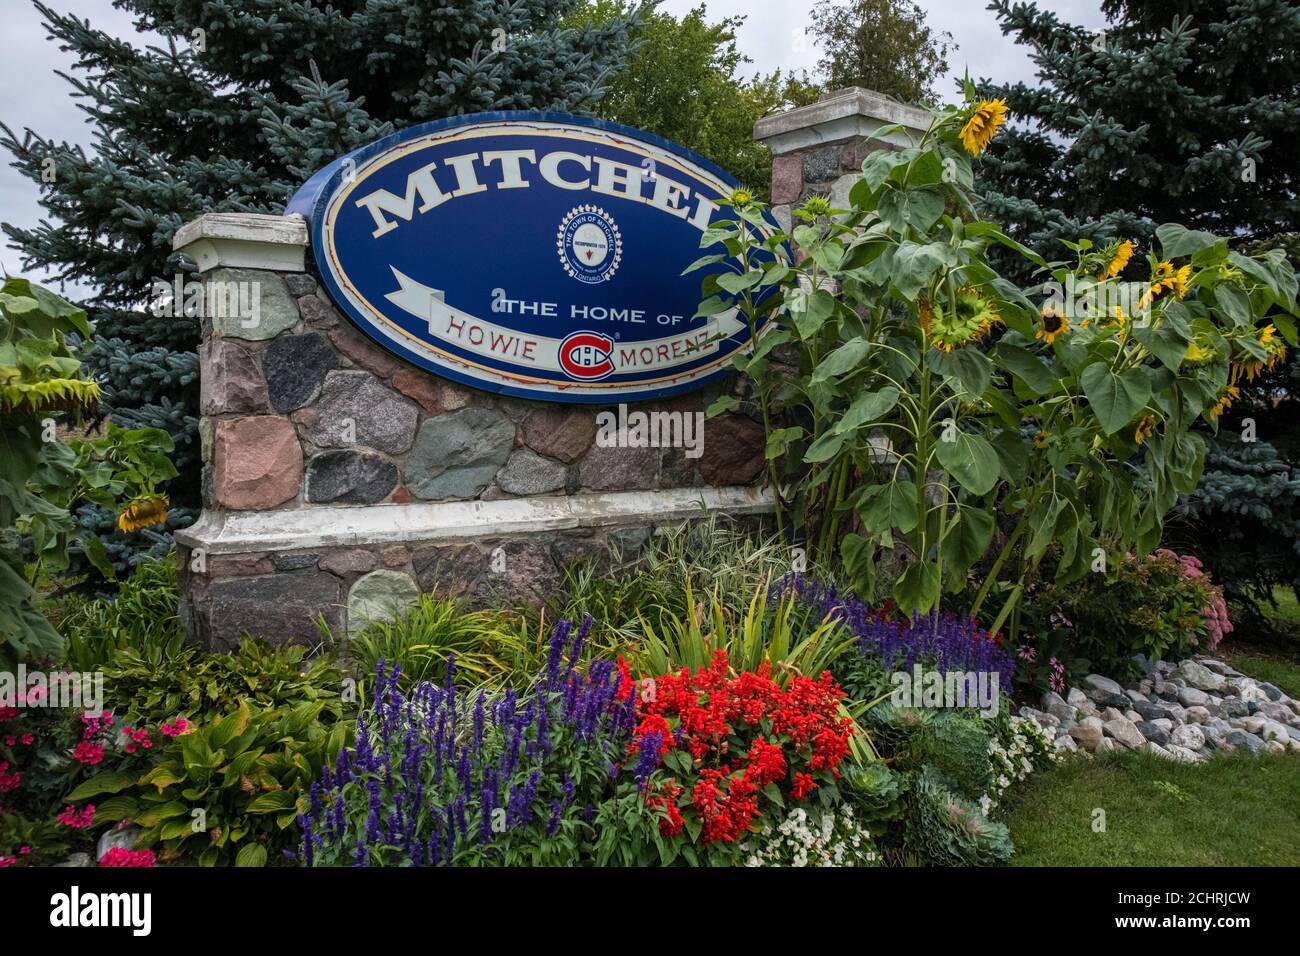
[1097,240,1135,280]
[117,494,170,533]
[1134,415,1157,444]
[1037,307,1070,344]
[1184,341,1215,366]
[1207,386,1240,421]
[959,99,1009,157]
[1033,430,1051,449]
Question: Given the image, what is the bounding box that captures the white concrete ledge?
[174,213,308,274]
[755,87,931,154]
[175,486,776,555]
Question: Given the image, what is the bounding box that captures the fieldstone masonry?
[174,88,927,649]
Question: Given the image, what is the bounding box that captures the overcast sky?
[0,0,1106,293]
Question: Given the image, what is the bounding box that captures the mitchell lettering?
[355,148,719,238]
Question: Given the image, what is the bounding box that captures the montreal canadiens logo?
[558,331,616,381]
[557,205,622,284]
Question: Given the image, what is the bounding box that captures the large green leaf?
[894,561,940,613]
[993,341,1058,395]
[891,241,949,300]
[66,771,137,802]
[878,187,945,233]
[1079,364,1151,435]
[940,507,995,572]
[860,482,919,534]
[834,386,900,434]
[935,429,1000,495]
[810,337,870,384]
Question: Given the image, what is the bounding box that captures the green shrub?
[629,579,857,688]
[1020,548,1229,680]
[549,517,804,646]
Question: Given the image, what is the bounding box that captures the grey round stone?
[496,448,567,496]
[1225,730,1263,754]
[1177,686,1210,708]
[347,569,421,636]
[305,450,398,504]
[407,408,516,500]
[1084,673,1125,696]
[264,331,338,412]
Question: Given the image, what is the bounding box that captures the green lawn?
[1002,750,1300,866]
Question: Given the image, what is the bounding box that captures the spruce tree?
[976,0,1300,266]
[1,0,642,573]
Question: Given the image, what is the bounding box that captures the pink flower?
[160,718,188,737]
[73,741,105,765]
[58,804,96,829]
[98,848,155,867]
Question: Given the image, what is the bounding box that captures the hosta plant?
[68,699,350,866]
[696,86,1300,638]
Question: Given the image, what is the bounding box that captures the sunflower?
[1207,386,1240,421]
[1134,415,1157,445]
[1184,341,1216,366]
[930,287,1001,352]
[729,188,754,208]
[959,99,1009,156]
[0,377,102,415]
[799,195,831,219]
[1140,261,1192,308]
[117,494,170,533]
[1097,240,1135,281]
[1036,307,1070,344]
[1033,430,1052,449]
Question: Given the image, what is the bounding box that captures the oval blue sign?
[287,111,782,403]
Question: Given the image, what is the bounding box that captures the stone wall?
[175,220,772,648]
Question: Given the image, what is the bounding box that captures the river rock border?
[1021,657,1300,761]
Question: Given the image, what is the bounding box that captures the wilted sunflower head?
[1184,340,1216,366]
[1134,414,1157,445]
[117,494,169,533]
[0,377,102,416]
[930,287,1000,352]
[1037,307,1069,344]
[959,99,1008,156]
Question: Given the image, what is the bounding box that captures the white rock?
[1170,725,1206,750]
[1166,745,1203,763]
[1066,687,1089,707]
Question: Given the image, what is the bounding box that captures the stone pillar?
[754,87,931,229]
[172,214,773,649]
